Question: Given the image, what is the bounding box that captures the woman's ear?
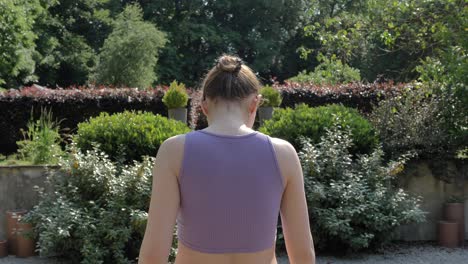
[246,95,259,128]
[248,94,260,114]
[201,99,209,116]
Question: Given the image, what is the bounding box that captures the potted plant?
[444,195,465,246]
[6,209,28,255]
[162,80,189,123]
[16,220,35,258]
[258,85,281,124]
[437,221,458,248]
[0,240,7,257]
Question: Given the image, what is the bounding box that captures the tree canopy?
[0,0,465,88]
[92,4,167,88]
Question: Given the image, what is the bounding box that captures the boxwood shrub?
[259,104,378,154]
[74,110,190,163]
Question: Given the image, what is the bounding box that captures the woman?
[139,55,315,264]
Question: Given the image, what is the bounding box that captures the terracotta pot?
[0,240,7,257]
[6,209,28,255]
[438,221,458,248]
[444,202,465,246]
[16,222,35,258]
[168,108,187,123]
[258,106,274,125]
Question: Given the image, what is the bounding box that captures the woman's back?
[138,55,315,264]
[176,130,283,255]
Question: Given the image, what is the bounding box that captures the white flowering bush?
[299,124,425,251]
[24,143,177,263]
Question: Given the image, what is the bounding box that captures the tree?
[92,4,167,88]
[302,0,466,82]
[124,0,308,86]
[287,54,361,84]
[0,0,43,88]
[33,0,113,87]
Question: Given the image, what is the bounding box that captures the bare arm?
[272,138,315,264]
[138,135,184,264]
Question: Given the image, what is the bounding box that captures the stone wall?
[0,165,59,240]
[396,159,468,241]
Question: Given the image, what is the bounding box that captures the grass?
[0,154,34,166]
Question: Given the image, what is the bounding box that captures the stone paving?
[1,243,467,264]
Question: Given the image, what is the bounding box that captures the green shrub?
[162,81,189,109]
[415,51,467,156]
[457,148,468,160]
[24,144,177,263]
[74,111,190,163]
[369,85,465,158]
[259,85,282,107]
[16,107,64,165]
[287,55,361,85]
[259,104,378,154]
[299,125,425,251]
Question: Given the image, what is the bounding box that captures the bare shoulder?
[159,134,186,154]
[269,137,298,158]
[269,137,301,186]
[155,134,187,177]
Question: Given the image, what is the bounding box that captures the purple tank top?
[176,130,284,253]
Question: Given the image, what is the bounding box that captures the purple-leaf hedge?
[0,82,409,154]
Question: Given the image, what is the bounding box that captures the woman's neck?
[205,105,253,134]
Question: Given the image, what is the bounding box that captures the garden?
[0,0,467,263]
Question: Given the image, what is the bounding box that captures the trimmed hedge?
[259,104,378,154]
[277,81,407,112]
[192,82,409,129]
[0,86,167,154]
[0,82,408,154]
[74,111,190,163]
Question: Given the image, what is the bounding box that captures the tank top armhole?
[177,133,190,183]
[266,136,285,190]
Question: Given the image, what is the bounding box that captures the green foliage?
[24,144,177,263]
[418,46,468,90]
[416,46,468,114]
[299,124,425,251]
[259,86,282,107]
[446,195,466,204]
[0,154,33,166]
[139,0,307,86]
[74,111,190,163]
[0,0,43,87]
[259,104,378,154]
[92,4,167,88]
[456,148,468,160]
[304,0,466,82]
[16,108,64,165]
[288,55,361,84]
[32,0,111,87]
[162,81,189,109]
[369,85,466,158]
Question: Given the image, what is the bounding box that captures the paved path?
[1,243,467,264]
[278,243,468,264]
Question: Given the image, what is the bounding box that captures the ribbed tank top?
[176,130,284,253]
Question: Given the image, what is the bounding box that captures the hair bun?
[216,55,243,73]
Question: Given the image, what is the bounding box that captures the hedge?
[0,86,168,154]
[192,81,409,129]
[0,82,408,154]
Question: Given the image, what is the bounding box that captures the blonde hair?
[202,55,262,101]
